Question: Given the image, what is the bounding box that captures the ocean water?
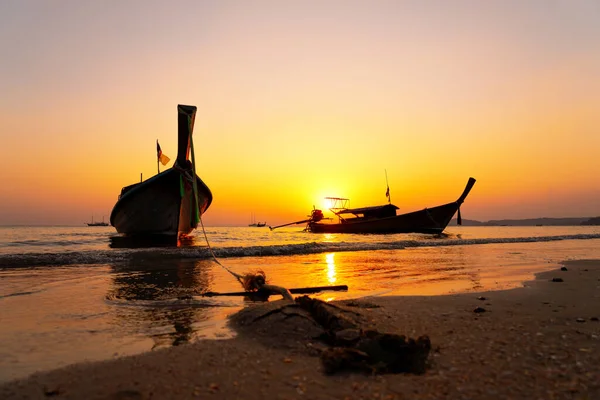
[1,224,600,383]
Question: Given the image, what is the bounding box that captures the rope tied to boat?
[188,125,288,297]
[196,209,245,284]
[197,218,293,300]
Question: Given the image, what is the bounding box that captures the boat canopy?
[336,204,399,218]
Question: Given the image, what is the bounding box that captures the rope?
[187,114,243,287]
[197,214,243,285]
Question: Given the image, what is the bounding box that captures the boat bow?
[109,104,212,237]
[456,177,476,225]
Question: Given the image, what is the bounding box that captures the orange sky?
[1,1,599,226]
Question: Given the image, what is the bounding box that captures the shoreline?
[2,259,599,399]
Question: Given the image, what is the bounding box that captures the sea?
[1,224,600,383]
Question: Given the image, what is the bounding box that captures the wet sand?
[2,259,599,399]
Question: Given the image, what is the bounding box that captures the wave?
[1,234,599,268]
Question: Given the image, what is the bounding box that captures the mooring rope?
[197,214,243,285]
[188,117,243,288]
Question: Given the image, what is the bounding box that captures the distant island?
[449,216,600,226]
[581,217,600,226]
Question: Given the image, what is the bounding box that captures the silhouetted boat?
[270,177,476,234]
[248,213,266,227]
[110,105,212,237]
[87,216,109,227]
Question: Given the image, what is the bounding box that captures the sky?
[0,0,599,226]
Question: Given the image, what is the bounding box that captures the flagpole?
[157,140,160,174]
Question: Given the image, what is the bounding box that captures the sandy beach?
[2,259,599,400]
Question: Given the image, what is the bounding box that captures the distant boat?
[110,105,213,237]
[270,177,476,234]
[87,216,109,227]
[248,213,267,227]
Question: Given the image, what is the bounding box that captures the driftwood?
[321,330,431,374]
[232,295,431,375]
[259,283,293,301]
[222,270,294,301]
[293,296,431,375]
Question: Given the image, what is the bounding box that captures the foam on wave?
[1,234,599,268]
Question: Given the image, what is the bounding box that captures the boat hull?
[110,168,212,236]
[308,177,476,234]
[308,201,459,234]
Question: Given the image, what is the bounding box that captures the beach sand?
[2,259,599,399]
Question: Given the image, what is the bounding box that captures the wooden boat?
[87,216,109,227]
[309,178,476,234]
[110,105,212,237]
[270,177,476,234]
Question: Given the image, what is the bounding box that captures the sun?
[312,184,352,213]
[321,197,349,212]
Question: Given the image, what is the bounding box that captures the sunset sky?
[1,0,599,226]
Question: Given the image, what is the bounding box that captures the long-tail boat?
[270,177,475,234]
[110,105,212,237]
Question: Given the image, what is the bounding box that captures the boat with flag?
[270,177,476,234]
[109,105,212,237]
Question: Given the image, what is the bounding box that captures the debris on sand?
[235,270,293,301]
[321,330,431,375]
[231,295,431,375]
[239,270,267,291]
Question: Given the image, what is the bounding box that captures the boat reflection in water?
[106,259,237,348]
[108,234,199,249]
[103,244,478,348]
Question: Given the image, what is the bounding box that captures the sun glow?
[321,198,333,212]
[1,2,599,225]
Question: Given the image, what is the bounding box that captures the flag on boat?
[157,140,170,166]
[385,186,390,199]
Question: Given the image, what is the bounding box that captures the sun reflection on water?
[322,233,336,242]
[326,253,337,284]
